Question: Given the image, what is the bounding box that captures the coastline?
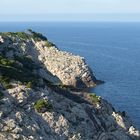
[0,30,139,140]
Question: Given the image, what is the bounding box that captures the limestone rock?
[0,36,4,44]
[0,85,139,140]
[35,41,98,88]
[0,31,139,140]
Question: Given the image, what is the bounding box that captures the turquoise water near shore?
[0,22,140,129]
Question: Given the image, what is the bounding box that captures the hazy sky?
[0,0,140,21]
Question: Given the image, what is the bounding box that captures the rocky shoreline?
[0,30,139,140]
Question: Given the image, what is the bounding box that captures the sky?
[0,0,140,21]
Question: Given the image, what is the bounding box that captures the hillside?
[0,30,139,140]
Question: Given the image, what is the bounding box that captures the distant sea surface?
[0,22,140,129]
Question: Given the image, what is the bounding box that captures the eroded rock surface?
[35,41,97,88]
[0,84,139,140]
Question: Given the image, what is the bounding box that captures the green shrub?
[26,81,37,88]
[58,84,67,89]
[0,65,38,88]
[1,32,29,41]
[34,99,53,113]
[0,76,12,89]
[45,41,55,48]
[1,30,48,42]
[0,55,39,89]
[0,56,15,66]
[26,82,32,88]
[27,29,47,41]
[88,93,101,104]
[16,32,29,40]
[0,55,21,69]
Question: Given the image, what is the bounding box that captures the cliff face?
[35,41,98,88]
[0,30,98,89]
[0,30,139,140]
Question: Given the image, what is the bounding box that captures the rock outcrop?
[0,30,139,140]
[0,31,98,89]
[35,41,98,88]
[0,84,139,140]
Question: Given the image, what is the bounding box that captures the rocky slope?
[0,30,99,89]
[0,30,139,140]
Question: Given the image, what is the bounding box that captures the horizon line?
[0,20,140,23]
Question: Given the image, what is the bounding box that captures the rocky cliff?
[0,30,139,140]
[0,30,99,89]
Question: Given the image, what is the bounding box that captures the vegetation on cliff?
[0,29,47,42]
[34,99,53,113]
[0,55,39,89]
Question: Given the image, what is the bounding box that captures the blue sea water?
[0,22,140,129]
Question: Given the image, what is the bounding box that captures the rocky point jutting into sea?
[0,30,139,140]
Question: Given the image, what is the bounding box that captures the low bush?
[0,55,39,89]
[0,76,13,89]
[34,99,53,113]
[26,82,32,88]
[88,93,101,104]
[27,29,47,41]
[1,32,29,40]
[45,41,55,48]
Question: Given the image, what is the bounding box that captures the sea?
[0,22,140,129]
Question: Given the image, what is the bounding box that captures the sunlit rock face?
[35,40,98,89]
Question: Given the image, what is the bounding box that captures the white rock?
[0,36,4,43]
